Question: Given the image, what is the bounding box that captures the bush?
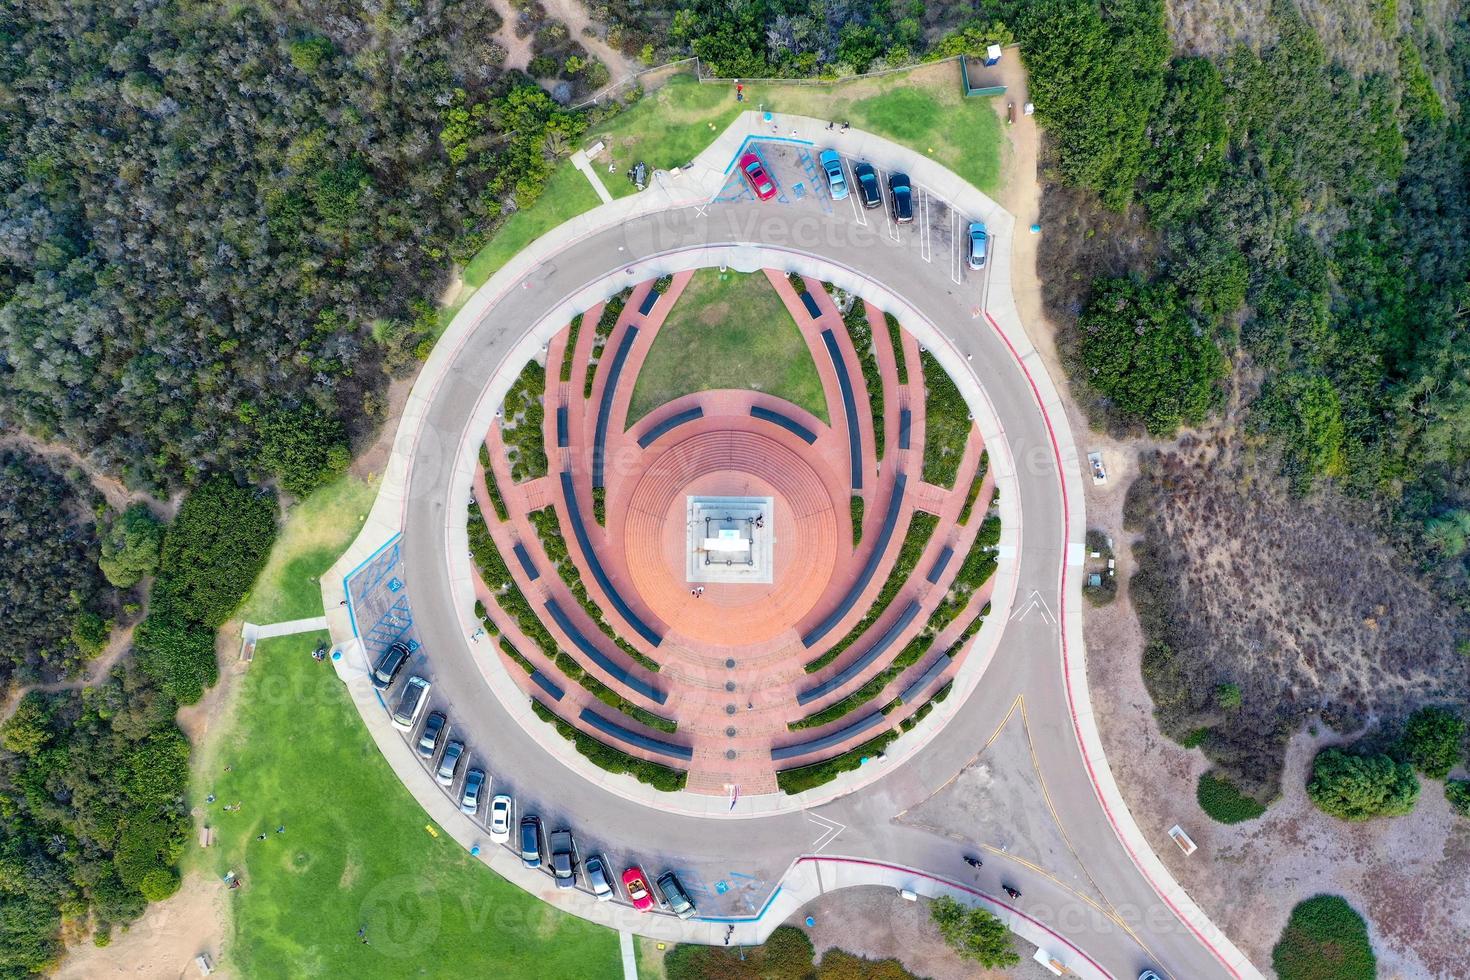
[530,700,686,791]
[138,867,181,902]
[99,504,165,588]
[919,351,971,488]
[1272,895,1375,980]
[665,925,822,979]
[1076,277,1224,435]
[850,495,864,546]
[255,406,351,496]
[842,299,885,460]
[884,313,907,383]
[153,478,277,628]
[929,895,1018,968]
[1196,771,1266,824]
[1307,747,1419,821]
[776,729,897,794]
[1446,779,1470,817]
[1396,706,1465,779]
[956,451,989,526]
[559,314,582,383]
[133,614,219,705]
[479,445,510,521]
[501,359,548,482]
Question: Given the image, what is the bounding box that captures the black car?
[888,172,913,223]
[853,162,882,209]
[370,642,410,690]
[519,815,543,869]
[657,870,696,919]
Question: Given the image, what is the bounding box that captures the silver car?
[585,854,614,902]
[460,768,486,813]
[968,221,988,269]
[436,740,464,786]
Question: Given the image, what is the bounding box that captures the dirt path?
[487,0,532,70]
[539,0,639,82]
[0,432,175,519]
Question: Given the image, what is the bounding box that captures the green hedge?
[467,501,558,659]
[583,288,630,398]
[527,506,659,672]
[531,699,686,792]
[552,649,676,732]
[842,299,885,461]
[885,312,908,384]
[501,359,547,482]
[900,681,952,732]
[558,314,582,383]
[592,486,606,527]
[805,512,938,673]
[1196,771,1267,823]
[498,637,535,675]
[956,450,989,525]
[777,729,898,795]
[920,350,972,488]
[850,495,864,546]
[791,634,935,730]
[478,444,509,521]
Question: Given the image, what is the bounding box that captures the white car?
[488,794,513,843]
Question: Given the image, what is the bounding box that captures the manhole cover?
[725,750,737,760]
[725,658,736,669]
[725,704,737,715]
[725,727,737,737]
[725,681,736,692]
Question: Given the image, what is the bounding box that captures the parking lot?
[716,139,996,306]
[345,534,781,922]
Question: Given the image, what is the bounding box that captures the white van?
[391,676,431,731]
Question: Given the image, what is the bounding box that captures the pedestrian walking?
[255,833,267,841]
[276,825,285,834]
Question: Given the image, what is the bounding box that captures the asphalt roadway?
[386,153,1242,980]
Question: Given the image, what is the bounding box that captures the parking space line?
[920,187,932,263]
[951,209,963,285]
[844,158,867,227]
[875,168,900,243]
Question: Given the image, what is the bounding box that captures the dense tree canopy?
[97,504,164,589]
[0,450,114,685]
[0,0,582,494]
[1395,706,1466,780]
[929,895,1019,968]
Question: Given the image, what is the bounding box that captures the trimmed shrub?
[842,299,885,460]
[559,314,582,382]
[501,359,548,482]
[1307,747,1419,821]
[530,700,685,791]
[1196,771,1266,823]
[1272,895,1375,980]
[920,350,972,488]
[1396,706,1465,779]
[956,450,989,526]
[884,312,908,384]
[776,729,897,794]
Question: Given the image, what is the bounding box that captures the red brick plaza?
[471,269,998,797]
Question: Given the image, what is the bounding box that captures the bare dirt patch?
[55,870,228,980]
[1123,436,1469,799]
[798,886,1056,979]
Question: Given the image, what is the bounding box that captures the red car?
[622,865,654,911]
[738,152,777,201]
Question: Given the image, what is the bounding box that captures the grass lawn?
[626,269,828,425]
[462,162,602,288]
[1271,895,1376,980]
[192,476,619,978]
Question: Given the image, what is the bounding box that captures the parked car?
[548,829,577,889]
[888,172,913,223]
[738,151,777,201]
[435,740,464,786]
[853,162,881,209]
[488,794,513,843]
[657,870,696,919]
[460,768,486,814]
[390,676,430,731]
[585,854,614,902]
[623,866,654,911]
[519,815,543,868]
[967,221,988,269]
[819,149,848,201]
[417,711,446,758]
[370,642,410,690]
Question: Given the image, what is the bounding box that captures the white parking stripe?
[845,158,867,227]
[876,168,901,242]
[920,187,932,263]
[951,209,963,285]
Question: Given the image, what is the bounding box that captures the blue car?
[819,149,848,201]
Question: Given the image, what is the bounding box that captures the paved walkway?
[241,616,329,644]
[572,148,615,205]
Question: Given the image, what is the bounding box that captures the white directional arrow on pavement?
[1009,590,1057,626]
[807,812,846,852]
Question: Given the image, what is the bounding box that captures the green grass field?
[1271,895,1376,980]
[462,163,603,288]
[192,476,618,978]
[626,269,828,425]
